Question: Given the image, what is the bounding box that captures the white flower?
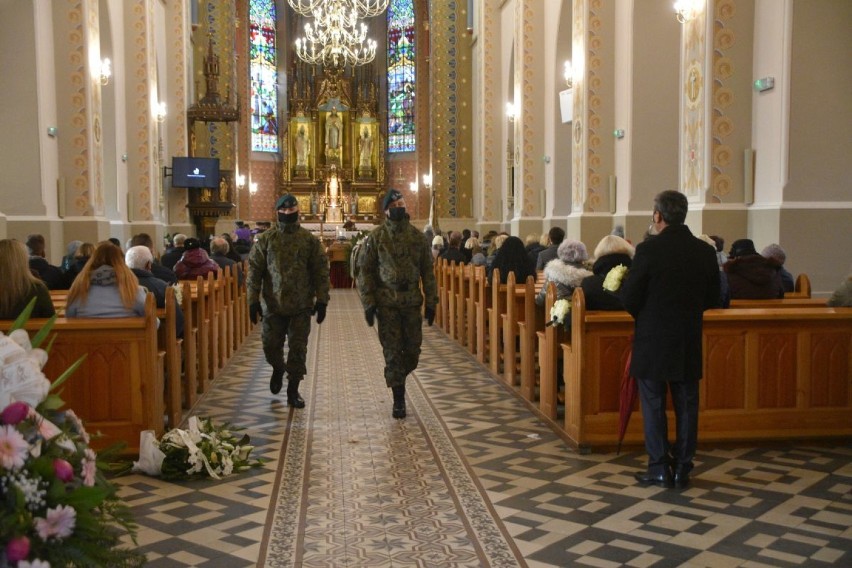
[602,264,629,292]
[19,560,51,568]
[0,356,51,408]
[550,299,571,325]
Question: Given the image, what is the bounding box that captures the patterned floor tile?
[116,290,852,567]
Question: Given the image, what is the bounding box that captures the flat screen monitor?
[171,156,220,188]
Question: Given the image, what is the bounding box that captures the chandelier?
[293,0,381,68]
[288,0,389,18]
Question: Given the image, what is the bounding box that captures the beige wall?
[787,0,852,202]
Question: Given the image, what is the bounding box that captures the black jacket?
[724,255,784,299]
[621,225,720,383]
[581,253,633,311]
[29,256,67,290]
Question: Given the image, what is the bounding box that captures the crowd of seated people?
[174,237,220,280]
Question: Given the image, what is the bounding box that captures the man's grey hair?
[173,233,188,246]
[210,237,230,256]
[125,245,153,269]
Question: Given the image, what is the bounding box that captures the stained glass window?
[250,0,278,152]
[387,0,415,153]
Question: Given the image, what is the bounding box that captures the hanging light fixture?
[674,0,701,24]
[294,0,378,68]
[288,0,389,19]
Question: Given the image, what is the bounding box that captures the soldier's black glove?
[313,302,327,324]
[364,306,376,327]
[425,306,436,327]
[250,302,262,324]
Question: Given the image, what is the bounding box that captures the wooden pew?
[488,269,506,375]
[517,275,545,402]
[784,273,811,299]
[447,260,458,341]
[1,294,164,454]
[473,265,491,364]
[455,263,468,347]
[561,288,852,450]
[536,282,566,419]
[158,286,182,429]
[180,280,198,409]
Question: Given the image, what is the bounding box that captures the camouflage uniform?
[356,216,438,387]
[247,221,330,380]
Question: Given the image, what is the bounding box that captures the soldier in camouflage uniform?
[247,194,330,407]
[356,189,438,419]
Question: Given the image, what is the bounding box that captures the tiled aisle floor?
[116,290,852,567]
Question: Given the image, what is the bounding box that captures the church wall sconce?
[236,174,246,189]
[674,0,701,24]
[100,58,112,86]
[155,101,167,123]
[249,182,258,195]
[505,102,517,122]
[409,181,417,193]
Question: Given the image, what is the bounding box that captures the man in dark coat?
[125,245,184,338]
[535,226,566,271]
[356,189,438,419]
[621,190,720,490]
[25,234,68,290]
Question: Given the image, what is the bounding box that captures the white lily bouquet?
[547,298,571,328]
[602,264,629,292]
[133,416,263,481]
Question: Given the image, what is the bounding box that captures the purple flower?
[6,535,30,562]
[1,401,30,425]
[53,458,74,482]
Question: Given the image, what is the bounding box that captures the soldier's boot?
[270,368,285,395]
[391,385,406,419]
[287,379,306,409]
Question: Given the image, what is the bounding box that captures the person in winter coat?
[174,238,220,280]
[580,235,635,310]
[488,236,533,285]
[535,240,593,306]
[66,241,148,319]
[125,245,184,337]
[439,232,467,265]
[723,239,784,299]
[621,190,720,490]
[827,272,852,307]
[761,243,795,293]
[247,194,330,407]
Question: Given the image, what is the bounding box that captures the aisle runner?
[261,291,522,567]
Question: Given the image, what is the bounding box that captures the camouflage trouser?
[261,311,311,380]
[376,306,423,388]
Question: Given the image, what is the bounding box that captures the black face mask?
[387,207,406,222]
[278,212,299,224]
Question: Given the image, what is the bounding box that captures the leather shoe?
[673,468,690,490]
[269,369,284,395]
[634,469,673,489]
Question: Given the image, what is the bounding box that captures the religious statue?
[358,127,373,169]
[295,124,310,168]
[325,108,342,162]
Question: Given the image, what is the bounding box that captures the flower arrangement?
[1,300,145,567]
[133,416,262,481]
[602,264,629,292]
[547,298,571,329]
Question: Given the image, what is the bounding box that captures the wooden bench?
[1,294,164,454]
[561,288,852,450]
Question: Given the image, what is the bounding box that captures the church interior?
[0,0,850,566]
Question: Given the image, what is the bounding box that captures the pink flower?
[6,535,30,562]
[1,401,30,425]
[0,424,29,470]
[34,505,76,540]
[81,449,97,487]
[65,409,90,444]
[53,458,74,482]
